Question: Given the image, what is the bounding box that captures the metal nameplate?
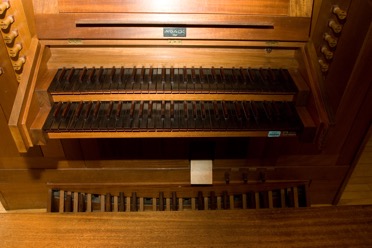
[163,27,186,37]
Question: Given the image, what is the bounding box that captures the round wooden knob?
[9,43,22,58]
[318,59,329,72]
[321,46,334,60]
[12,56,26,71]
[0,15,14,30]
[323,33,338,47]
[3,30,18,44]
[0,2,10,15]
[333,6,347,20]
[329,20,342,34]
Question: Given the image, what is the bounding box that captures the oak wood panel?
[46,46,298,69]
[34,14,310,41]
[57,0,292,15]
[0,35,18,120]
[1,206,372,247]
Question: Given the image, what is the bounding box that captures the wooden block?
[59,190,64,213]
[190,160,213,185]
[86,194,92,212]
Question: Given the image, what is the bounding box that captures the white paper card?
[190,160,213,185]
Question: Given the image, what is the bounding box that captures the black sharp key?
[97,102,109,130]
[84,67,97,93]
[117,67,126,93]
[140,101,148,129]
[147,101,155,130]
[232,67,243,93]
[106,101,117,131]
[58,102,75,131]
[221,101,230,130]
[96,102,108,130]
[49,68,64,93]
[226,102,239,130]
[49,102,65,131]
[114,101,124,130]
[148,67,156,94]
[178,67,187,93]
[193,67,203,93]
[210,101,221,130]
[53,67,69,93]
[263,101,273,123]
[90,101,103,130]
[178,101,187,130]
[133,67,142,93]
[62,67,77,94]
[139,67,148,93]
[205,68,216,93]
[201,101,211,130]
[233,101,243,129]
[126,67,136,94]
[102,67,115,93]
[242,101,252,129]
[81,101,94,130]
[279,69,296,92]
[73,67,86,94]
[43,102,62,131]
[164,68,172,93]
[170,67,178,93]
[199,67,209,93]
[186,68,194,93]
[93,66,104,92]
[122,101,132,130]
[154,101,163,130]
[187,101,195,130]
[247,68,261,92]
[118,68,132,93]
[222,68,233,93]
[212,67,224,92]
[109,67,121,93]
[171,101,179,131]
[77,101,92,131]
[155,68,164,94]
[194,101,203,131]
[68,101,83,130]
[132,101,140,131]
[250,101,260,126]
[164,101,171,130]
[272,101,282,122]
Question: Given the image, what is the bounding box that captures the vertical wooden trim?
[217,196,222,210]
[126,197,131,212]
[73,192,78,212]
[100,195,105,212]
[178,198,183,211]
[242,194,247,209]
[229,195,234,210]
[139,197,144,212]
[59,190,64,213]
[47,189,53,212]
[293,187,299,208]
[204,197,209,210]
[191,198,196,210]
[268,190,274,208]
[113,196,118,212]
[86,194,92,212]
[255,192,260,209]
[152,197,157,211]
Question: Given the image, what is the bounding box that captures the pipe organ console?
[0,0,371,211]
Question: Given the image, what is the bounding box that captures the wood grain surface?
[1,206,372,247]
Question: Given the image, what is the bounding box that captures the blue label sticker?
[268,131,281,137]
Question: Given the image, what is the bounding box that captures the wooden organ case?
[0,0,371,211]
